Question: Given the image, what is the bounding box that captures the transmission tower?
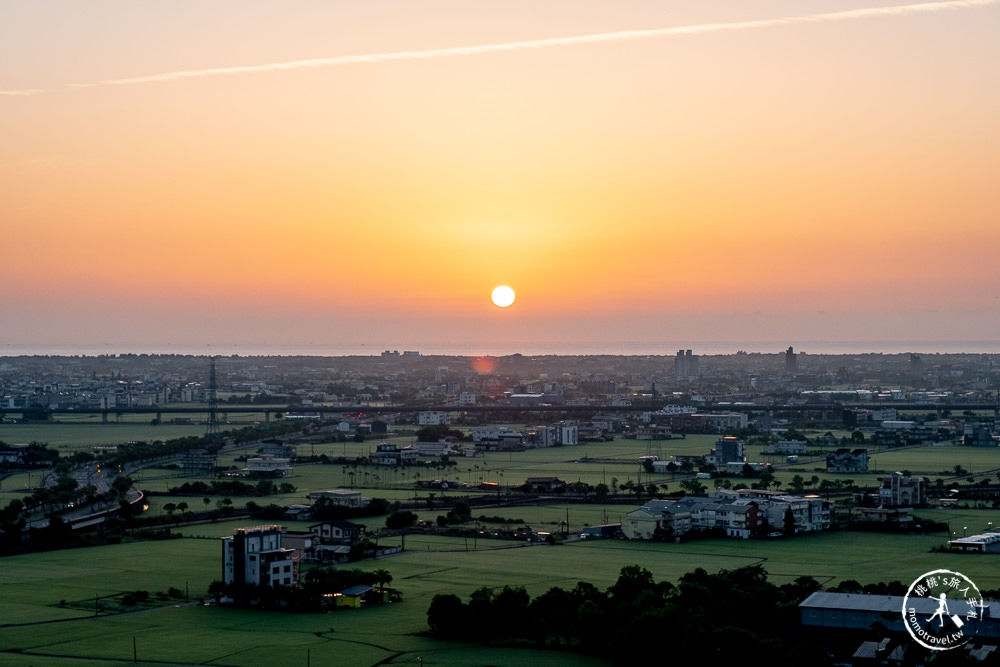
[207,357,219,436]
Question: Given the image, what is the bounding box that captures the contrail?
[0,89,42,97]
[4,0,998,95]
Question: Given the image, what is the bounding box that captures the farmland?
[3,416,1000,665]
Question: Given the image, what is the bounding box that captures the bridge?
[2,401,996,423]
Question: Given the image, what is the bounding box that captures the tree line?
[426,563,830,664]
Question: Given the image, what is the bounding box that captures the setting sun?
[491,286,516,308]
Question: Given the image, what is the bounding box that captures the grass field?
[4,422,1000,665]
[3,526,1000,666]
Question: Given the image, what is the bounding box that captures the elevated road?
[2,401,996,421]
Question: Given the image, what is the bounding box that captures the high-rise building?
[674,349,699,381]
[785,346,797,375]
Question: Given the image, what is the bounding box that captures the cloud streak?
[4,0,998,95]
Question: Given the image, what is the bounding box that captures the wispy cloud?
[0,89,42,97]
[4,0,998,96]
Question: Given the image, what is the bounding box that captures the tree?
[427,593,465,635]
[530,587,573,646]
[110,476,133,501]
[492,585,531,638]
[609,565,655,602]
[680,479,706,496]
[373,569,393,590]
[594,482,610,502]
[783,507,796,536]
[208,580,227,603]
[790,475,805,493]
[385,510,418,529]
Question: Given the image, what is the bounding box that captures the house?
[826,448,868,473]
[948,531,1000,553]
[472,426,525,450]
[418,411,451,425]
[580,523,621,539]
[699,412,749,432]
[964,426,999,447]
[182,448,218,471]
[222,525,296,589]
[0,447,25,464]
[415,440,454,457]
[855,506,915,525]
[329,584,380,608]
[719,501,763,538]
[525,477,566,492]
[756,494,830,534]
[245,453,292,477]
[770,439,807,455]
[280,531,314,558]
[372,443,419,466]
[623,501,692,541]
[675,497,764,539]
[369,420,390,434]
[310,520,365,544]
[260,441,296,459]
[308,489,369,508]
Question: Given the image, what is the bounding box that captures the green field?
[4,525,1000,666]
[4,423,1000,664]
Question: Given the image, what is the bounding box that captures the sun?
[491,285,516,308]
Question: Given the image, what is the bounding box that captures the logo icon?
[902,569,983,651]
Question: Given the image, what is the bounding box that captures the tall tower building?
[674,349,699,381]
[785,346,797,375]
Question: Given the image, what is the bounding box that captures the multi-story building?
[623,500,692,541]
[705,436,746,466]
[222,525,296,589]
[625,490,829,540]
[827,448,869,473]
[245,454,292,477]
[878,472,926,507]
[372,443,418,466]
[418,411,451,425]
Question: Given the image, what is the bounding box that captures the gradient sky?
[2,0,999,353]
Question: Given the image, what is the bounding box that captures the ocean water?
[1,340,998,357]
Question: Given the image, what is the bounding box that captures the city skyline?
[3,1,999,352]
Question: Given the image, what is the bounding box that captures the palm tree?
[374,569,393,591]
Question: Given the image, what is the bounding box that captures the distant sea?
[1,341,998,357]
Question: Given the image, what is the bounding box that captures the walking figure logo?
[902,569,983,651]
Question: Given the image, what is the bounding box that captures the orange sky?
[2,1,999,352]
